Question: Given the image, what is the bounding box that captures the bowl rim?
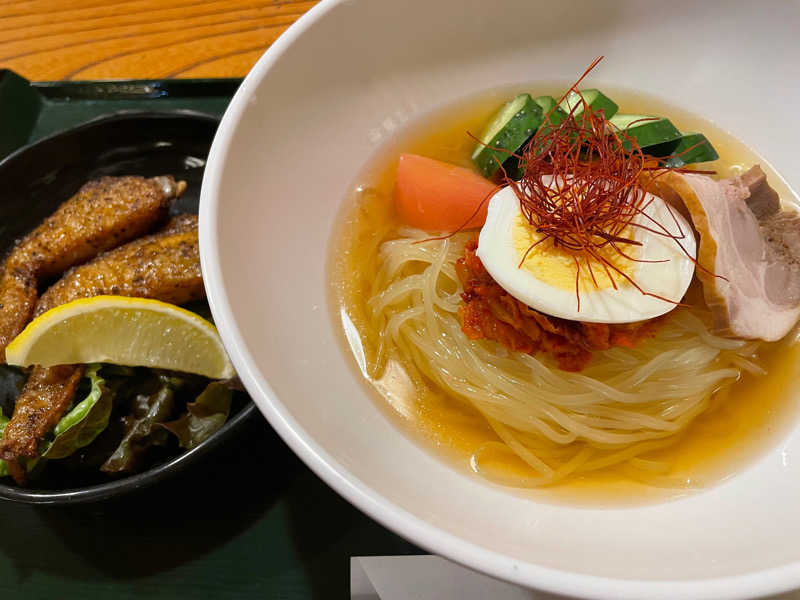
[0,110,259,505]
[198,1,800,597]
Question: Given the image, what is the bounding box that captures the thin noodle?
[365,230,761,487]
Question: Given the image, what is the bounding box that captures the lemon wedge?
[5,296,235,379]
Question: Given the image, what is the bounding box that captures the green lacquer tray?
[0,70,420,599]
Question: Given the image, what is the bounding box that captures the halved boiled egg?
[476,180,697,323]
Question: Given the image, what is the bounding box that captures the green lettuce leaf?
[160,381,232,450]
[0,411,8,478]
[42,365,113,460]
[100,375,178,473]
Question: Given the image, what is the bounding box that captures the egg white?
[475,181,697,324]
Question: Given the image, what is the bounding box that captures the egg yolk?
[511,214,640,292]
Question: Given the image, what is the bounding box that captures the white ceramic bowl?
[199,1,800,598]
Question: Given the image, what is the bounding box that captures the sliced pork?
[644,166,800,341]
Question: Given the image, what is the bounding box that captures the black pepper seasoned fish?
[34,214,202,316]
[0,365,85,468]
[0,176,185,360]
[0,216,203,473]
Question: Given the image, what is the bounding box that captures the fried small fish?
[159,213,198,235]
[0,176,185,360]
[34,214,202,316]
[0,216,203,473]
[0,365,85,467]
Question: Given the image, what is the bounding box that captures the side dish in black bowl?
[0,111,256,505]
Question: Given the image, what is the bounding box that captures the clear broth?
[329,85,800,506]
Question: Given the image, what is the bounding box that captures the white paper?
[351,555,564,600]
[351,555,800,600]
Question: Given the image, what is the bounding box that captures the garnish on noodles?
[332,58,800,491]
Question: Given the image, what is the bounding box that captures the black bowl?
[0,111,257,505]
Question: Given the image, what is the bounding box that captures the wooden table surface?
[0,0,318,81]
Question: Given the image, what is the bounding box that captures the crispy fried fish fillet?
[159,213,198,235]
[0,176,186,360]
[0,216,203,473]
[1,365,85,468]
[34,214,202,316]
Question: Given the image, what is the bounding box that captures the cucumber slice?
[472,94,543,177]
[559,89,619,120]
[534,95,568,127]
[609,114,682,151]
[608,114,653,130]
[661,133,719,167]
[499,96,567,180]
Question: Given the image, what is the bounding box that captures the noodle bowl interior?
[330,84,800,505]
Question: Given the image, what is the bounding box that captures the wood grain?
[0,0,318,80]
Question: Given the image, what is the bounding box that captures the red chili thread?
[506,56,714,310]
[420,58,721,311]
